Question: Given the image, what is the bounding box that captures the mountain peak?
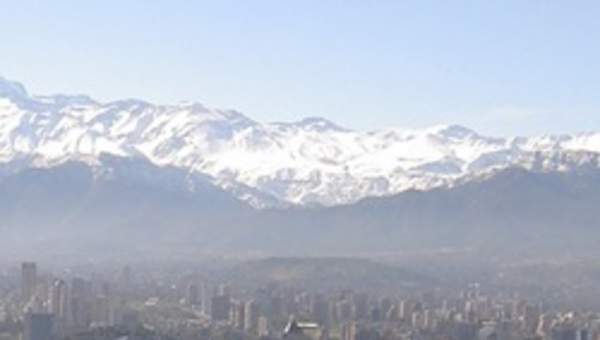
[35,94,97,108]
[273,116,348,132]
[426,124,478,138]
[0,77,28,99]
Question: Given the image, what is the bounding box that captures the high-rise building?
[200,282,209,314]
[49,279,69,333]
[335,300,353,324]
[244,299,259,333]
[311,295,329,326]
[341,321,357,340]
[399,299,414,321]
[231,300,245,329]
[423,309,434,330]
[21,262,37,303]
[187,284,199,306]
[211,295,231,322]
[218,283,232,297]
[92,295,111,325]
[23,313,54,340]
[577,329,589,340]
[270,296,284,318]
[118,265,132,292]
[258,316,269,337]
[70,277,92,329]
[353,293,369,320]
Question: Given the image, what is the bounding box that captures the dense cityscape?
[0,260,598,340]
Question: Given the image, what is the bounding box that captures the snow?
[0,77,600,207]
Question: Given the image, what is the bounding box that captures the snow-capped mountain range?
[1,77,600,208]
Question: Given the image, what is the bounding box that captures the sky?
[2,0,600,136]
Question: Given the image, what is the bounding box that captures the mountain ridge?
[1,155,600,259]
[1,77,600,207]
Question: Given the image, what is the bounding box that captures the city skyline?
[5,257,600,340]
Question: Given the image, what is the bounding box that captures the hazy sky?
[2,1,600,136]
